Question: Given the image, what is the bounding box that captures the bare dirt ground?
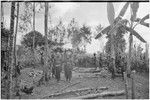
[17,68,149,99]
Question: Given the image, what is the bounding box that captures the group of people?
[50,51,73,82]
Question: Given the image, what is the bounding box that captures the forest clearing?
[1,1,149,99]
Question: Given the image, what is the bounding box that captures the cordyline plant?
[95,2,149,77]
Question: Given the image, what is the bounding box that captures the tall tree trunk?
[127,19,134,77]
[14,2,20,96]
[33,2,36,65]
[33,2,35,50]
[7,2,16,99]
[111,36,116,78]
[110,29,116,78]
[14,2,19,75]
[1,2,4,28]
[44,2,49,83]
[145,43,149,69]
[127,34,133,77]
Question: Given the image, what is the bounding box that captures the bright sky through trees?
[2,2,150,54]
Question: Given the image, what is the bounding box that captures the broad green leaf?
[107,3,115,24]
[95,25,111,39]
[130,3,139,21]
[123,25,146,43]
[118,2,130,18]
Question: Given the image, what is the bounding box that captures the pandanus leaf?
[95,25,111,39]
[123,25,146,43]
[107,3,115,24]
[118,2,130,18]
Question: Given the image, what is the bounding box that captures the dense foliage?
[105,25,126,73]
[21,30,45,48]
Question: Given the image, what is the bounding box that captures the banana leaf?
[140,14,149,27]
[118,2,130,18]
[140,21,149,27]
[95,3,130,40]
[130,3,139,21]
[134,14,149,27]
[107,3,115,24]
[106,3,129,37]
[141,14,149,22]
[95,25,111,39]
[123,25,146,43]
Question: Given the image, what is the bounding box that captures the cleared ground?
[14,67,148,99]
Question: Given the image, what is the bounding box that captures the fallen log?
[91,70,102,73]
[79,69,102,73]
[42,87,108,99]
[55,81,81,93]
[72,90,125,99]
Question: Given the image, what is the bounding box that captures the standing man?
[55,52,62,82]
[121,56,126,78]
[51,53,56,78]
[93,53,97,70]
[64,51,73,82]
[15,61,22,96]
[16,61,21,76]
[40,52,44,65]
[99,53,103,69]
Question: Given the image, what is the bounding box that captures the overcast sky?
[2,2,150,54]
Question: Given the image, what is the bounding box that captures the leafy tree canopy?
[21,30,45,48]
[21,30,64,49]
[67,18,92,50]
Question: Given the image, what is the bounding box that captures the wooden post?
[131,70,136,99]
[123,72,128,99]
